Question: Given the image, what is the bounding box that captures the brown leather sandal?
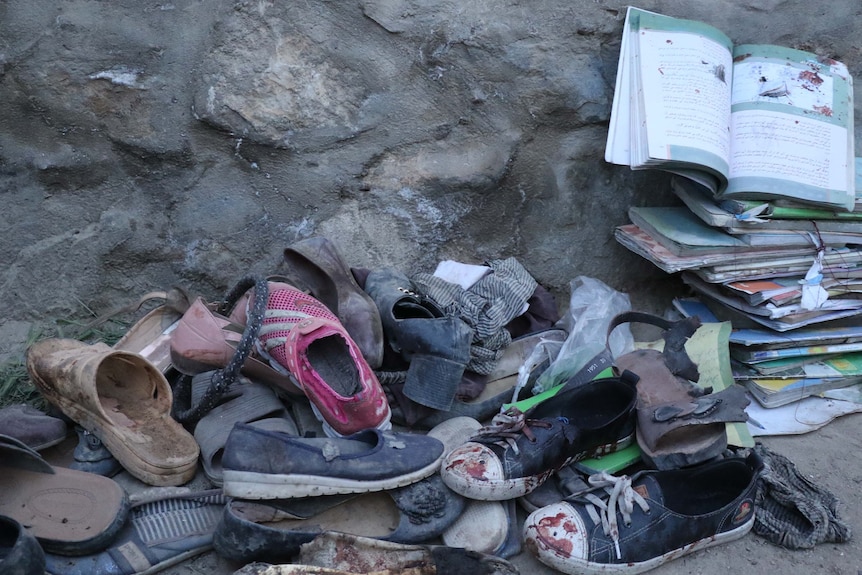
[608,312,750,470]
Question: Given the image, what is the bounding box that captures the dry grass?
[0,318,129,410]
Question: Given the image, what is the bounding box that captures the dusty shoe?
[170,296,303,398]
[254,283,391,437]
[523,451,763,575]
[0,403,67,451]
[26,338,199,486]
[610,312,750,470]
[296,531,520,575]
[441,373,638,501]
[283,236,385,369]
[43,489,226,575]
[0,514,45,575]
[221,423,444,500]
[214,475,463,563]
[365,267,474,411]
[70,425,123,477]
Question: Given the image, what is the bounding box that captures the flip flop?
[43,489,226,575]
[26,338,200,486]
[0,434,129,556]
[191,373,299,486]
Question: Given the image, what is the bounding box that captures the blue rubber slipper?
[44,489,226,575]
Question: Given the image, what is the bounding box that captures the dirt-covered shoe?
[0,403,67,451]
[283,236,385,369]
[440,373,638,501]
[255,283,391,437]
[523,451,763,575]
[295,531,520,575]
[222,423,444,500]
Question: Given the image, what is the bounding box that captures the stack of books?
[674,299,862,408]
[606,6,862,330]
[605,7,862,408]
[615,174,862,331]
[729,325,862,408]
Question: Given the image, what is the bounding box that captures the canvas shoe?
[440,373,638,501]
[254,283,391,437]
[523,451,763,575]
[221,423,444,499]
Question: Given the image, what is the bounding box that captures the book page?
[630,9,733,180]
[726,45,855,211]
[604,8,635,165]
[639,28,733,168]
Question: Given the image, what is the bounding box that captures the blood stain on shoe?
[533,512,576,555]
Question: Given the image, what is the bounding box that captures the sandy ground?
[38,406,862,575]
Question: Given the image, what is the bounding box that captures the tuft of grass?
[0,318,131,410]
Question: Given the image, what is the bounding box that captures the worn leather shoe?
[283,236,384,369]
[170,296,303,397]
[365,267,474,411]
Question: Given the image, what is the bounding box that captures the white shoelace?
[470,408,552,455]
[582,472,650,559]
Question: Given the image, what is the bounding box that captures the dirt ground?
[40,407,862,575]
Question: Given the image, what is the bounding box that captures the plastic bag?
[530,276,633,394]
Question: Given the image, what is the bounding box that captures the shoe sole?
[531,516,754,575]
[222,454,443,499]
[443,434,634,501]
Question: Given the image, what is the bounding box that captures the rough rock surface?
[5,2,862,574]
[1,0,860,361]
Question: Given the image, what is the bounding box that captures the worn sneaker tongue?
[631,474,665,507]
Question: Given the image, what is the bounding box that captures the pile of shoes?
[2,235,848,575]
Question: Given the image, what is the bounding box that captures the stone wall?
[1,0,859,359]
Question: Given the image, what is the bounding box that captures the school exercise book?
[605,7,855,211]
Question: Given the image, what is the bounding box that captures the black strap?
[172,276,268,425]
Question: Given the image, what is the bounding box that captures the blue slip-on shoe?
[441,372,638,501]
[222,423,445,499]
[524,451,763,575]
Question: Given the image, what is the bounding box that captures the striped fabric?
[412,258,538,375]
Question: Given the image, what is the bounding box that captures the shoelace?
[581,472,650,560]
[469,408,552,455]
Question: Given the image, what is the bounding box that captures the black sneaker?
[523,451,763,575]
[440,373,638,501]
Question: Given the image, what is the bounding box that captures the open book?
[606,7,855,211]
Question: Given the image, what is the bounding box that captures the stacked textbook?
[607,7,862,407]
